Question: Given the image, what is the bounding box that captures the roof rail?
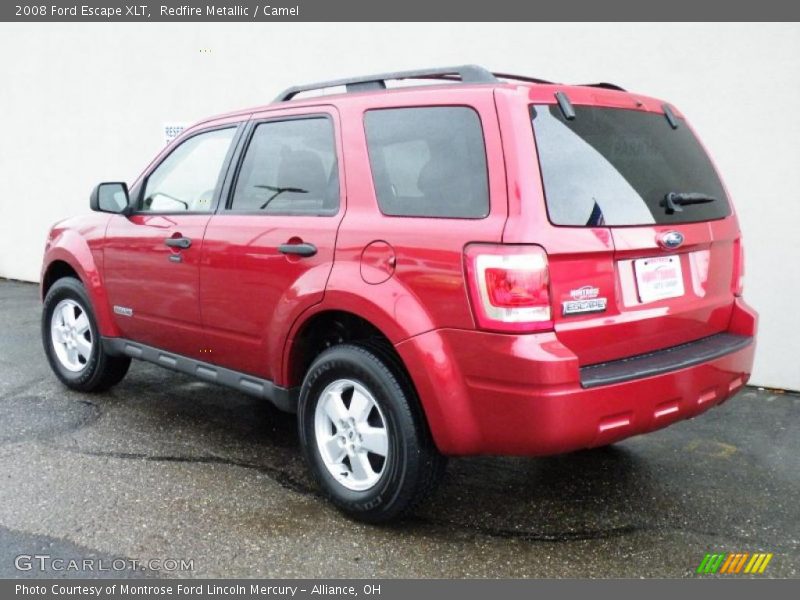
[578,82,627,91]
[272,66,626,103]
[495,73,626,92]
[273,65,499,102]
[492,72,554,85]
[493,72,625,91]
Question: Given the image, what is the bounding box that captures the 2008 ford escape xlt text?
[39,65,757,522]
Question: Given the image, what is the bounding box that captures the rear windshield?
[531,104,731,226]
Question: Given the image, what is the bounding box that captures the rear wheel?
[298,344,445,523]
[42,277,130,392]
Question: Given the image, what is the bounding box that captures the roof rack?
[492,72,554,85]
[273,65,499,102]
[578,82,627,91]
[272,65,626,103]
[489,73,626,91]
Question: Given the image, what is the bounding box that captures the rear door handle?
[278,242,317,257]
[165,237,192,249]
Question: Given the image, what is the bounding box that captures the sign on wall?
[163,123,187,146]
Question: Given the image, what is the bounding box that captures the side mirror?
[90,182,131,214]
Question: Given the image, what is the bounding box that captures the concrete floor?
[0,279,797,578]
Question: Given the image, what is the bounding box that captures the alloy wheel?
[50,298,93,372]
[313,378,389,491]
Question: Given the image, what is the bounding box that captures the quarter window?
[141,127,236,213]
[364,107,489,218]
[230,117,339,215]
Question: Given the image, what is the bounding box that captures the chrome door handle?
[278,242,317,257]
[165,237,192,249]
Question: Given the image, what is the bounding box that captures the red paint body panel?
[41,78,758,457]
[200,214,340,379]
[200,105,346,380]
[41,214,120,337]
[397,298,757,455]
[103,214,211,359]
[330,90,509,330]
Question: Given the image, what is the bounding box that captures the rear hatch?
[530,101,739,365]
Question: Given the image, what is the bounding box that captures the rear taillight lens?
[464,244,553,332]
[733,238,745,296]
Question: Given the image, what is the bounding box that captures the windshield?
[531,104,731,226]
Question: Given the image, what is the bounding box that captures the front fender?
[42,228,120,338]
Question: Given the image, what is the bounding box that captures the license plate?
[634,255,684,303]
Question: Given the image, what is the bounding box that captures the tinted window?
[364,107,489,218]
[531,105,731,226]
[141,127,236,213]
[230,117,339,215]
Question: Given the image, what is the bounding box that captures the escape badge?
[562,285,607,316]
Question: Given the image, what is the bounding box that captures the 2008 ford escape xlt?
[40,66,757,522]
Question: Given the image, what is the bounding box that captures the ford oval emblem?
[658,231,684,249]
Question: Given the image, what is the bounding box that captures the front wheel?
[298,344,445,523]
[42,277,131,392]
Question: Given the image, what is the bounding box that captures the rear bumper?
[395,298,757,456]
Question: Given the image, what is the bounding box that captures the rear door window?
[364,107,489,218]
[230,117,339,215]
[531,105,731,226]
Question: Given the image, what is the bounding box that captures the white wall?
[1,23,798,390]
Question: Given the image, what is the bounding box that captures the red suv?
[40,66,757,522]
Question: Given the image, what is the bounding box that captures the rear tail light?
[464,244,553,333]
[733,238,745,296]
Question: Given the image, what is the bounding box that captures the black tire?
[42,277,130,392]
[298,343,446,523]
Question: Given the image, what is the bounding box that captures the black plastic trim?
[580,333,753,389]
[274,65,498,102]
[492,72,554,85]
[662,103,679,129]
[102,337,298,412]
[89,181,131,215]
[555,91,576,120]
[577,82,627,91]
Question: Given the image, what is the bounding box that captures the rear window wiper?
[661,192,717,214]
